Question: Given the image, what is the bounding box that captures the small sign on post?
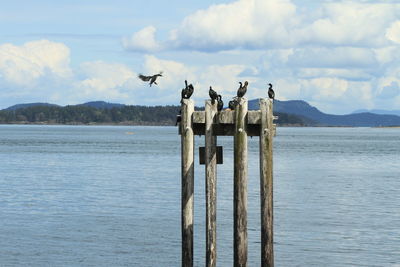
[199,146,223,165]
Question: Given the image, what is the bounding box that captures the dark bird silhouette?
[138,72,163,86]
[175,109,181,126]
[209,86,218,104]
[228,97,239,110]
[268,83,275,100]
[217,95,223,111]
[181,80,194,102]
[237,81,248,98]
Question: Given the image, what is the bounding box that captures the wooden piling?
[181,99,194,267]
[205,100,218,267]
[233,98,248,267]
[259,98,274,267]
[179,96,275,267]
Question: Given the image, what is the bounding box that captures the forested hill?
[0,104,181,125]
[0,101,310,126]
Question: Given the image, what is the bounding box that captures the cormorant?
[209,86,218,104]
[268,83,275,100]
[181,80,194,103]
[228,97,239,110]
[138,72,163,86]
[217,95,223,111]
[175,109,181,126]
[237,81,248,98]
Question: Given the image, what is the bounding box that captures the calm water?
[0,125,399,266]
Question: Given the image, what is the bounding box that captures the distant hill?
[352,109,400,117]
[1,100,307,126]
[4,99,400,127]
[78,101,125,109]
[249,99,400,127]
[5,102,60,111]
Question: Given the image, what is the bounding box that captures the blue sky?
[1,0,400,114]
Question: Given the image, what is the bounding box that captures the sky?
[1,0,400,114]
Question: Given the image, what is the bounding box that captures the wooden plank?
[193,111,205,124]
[205,100,218,267]
[259,98,274,267]
[181,99,194,267]
[192,123,261,137]
[234,98,248,267]
[193,110,260,125]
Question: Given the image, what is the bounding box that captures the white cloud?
[377,81,400,99]
[169,0,298,50]
[301,77,348,101]
[386,21,400,44]
[296,68,373,81]
[122,26,162,52]
[288,47,377,69]
[300,3,397,47]
[124,0,400,52]
[76,60,137,100]
[0,40,72,87]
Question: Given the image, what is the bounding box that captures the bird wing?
[138,74,151,81]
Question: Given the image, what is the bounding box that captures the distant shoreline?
[3,122,400,128]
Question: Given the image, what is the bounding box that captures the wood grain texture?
[181,99,194,267]
[205,100,218,267]
[259,98,274,267]
[233,98,248,267]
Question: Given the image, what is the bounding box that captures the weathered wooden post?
[259,98,274,267]
[205,100,218,267]
[234,98,248,267]
[181,99,194,267]
[179,93,275,267]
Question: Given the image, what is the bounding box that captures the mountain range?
[352,108,400,117]
[3,100,400,127]
[249,99,400,127]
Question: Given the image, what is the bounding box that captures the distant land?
[352,109,400,117]
[249,99,400,127]
[1,100,400,127]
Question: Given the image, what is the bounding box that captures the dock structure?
[179,98,275,267]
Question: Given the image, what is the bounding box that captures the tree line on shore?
[0,104,310,126]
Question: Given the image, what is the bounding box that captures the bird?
[268,83,275,100]
[181,80,194,102]
[209,86,218,104]
[138,72,163,86]
[175,109,181,126]
[228,97,239,110]
[217,95,224,111]
[237,81,248,98]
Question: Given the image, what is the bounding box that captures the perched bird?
[209,86,218,104]
[181,80,194,102]
[138,72,163,86]
[217,95,224,111]
[237,81,248,98]
[175,109,181,126]
[268,83,275,100]
[228,97,239,110]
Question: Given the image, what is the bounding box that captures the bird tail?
[138,74,151,81]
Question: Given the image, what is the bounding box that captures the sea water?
[0,125,399,266]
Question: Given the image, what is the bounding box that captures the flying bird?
[138,72,163,86]
[209,86,218,104]
[237,81,248,98]
[268,83,275,100]
[181,80,194,102]
[217,95,224,111]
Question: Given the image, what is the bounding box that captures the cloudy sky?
[1,0,400,114]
